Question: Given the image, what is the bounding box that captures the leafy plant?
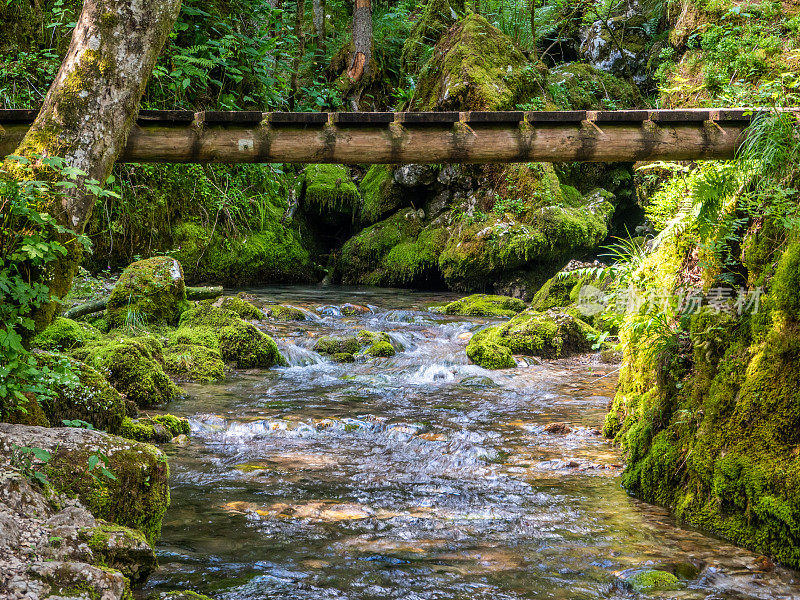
[10,444,52,486]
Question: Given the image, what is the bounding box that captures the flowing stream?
[145,286,800,600]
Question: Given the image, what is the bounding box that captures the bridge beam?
[0,109,768,163]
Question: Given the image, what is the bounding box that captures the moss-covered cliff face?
[606,239,800,567]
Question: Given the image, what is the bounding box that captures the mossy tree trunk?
[6,0,182,331]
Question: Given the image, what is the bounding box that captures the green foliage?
[10,444,52,487]
[0,156,95,420]
[442,294,526,317]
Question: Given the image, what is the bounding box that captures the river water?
[144,286,800,600]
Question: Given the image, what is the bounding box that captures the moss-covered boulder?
[219,296,264,320]
[531,269,598,312]
[178,303,286,369]
[163,344,225,382]
[359,164,406,225]
[264,304,307,321]
[466,309,597,368]
[624,570,681,593]
[357,330,397,357]
[32,317,98,351]
[339,209,448,287]
[34,354,126,434]
[302,164,360,224]
[314,335,361,356]
[0,424,170,545]
[439,190,616,292]
[106,257,189,328]
[441,294,526,317]
[314,330,397,361]
[119,414,190,443]
[74,339,180,408]
[400,0,465,72]
[547,63,641,110]
[411,13,542,112]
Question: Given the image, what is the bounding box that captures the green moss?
[332,352,356,363]
[264,305,307,321]
[303,164,360,215]
[80,523,155,583]
[35,353,126,433]
[179,302,240,328]
[625,570,680,593]
[439,195,614,291]
[466,309,597,368]
[339,209,438,286]
[219,296,264,320]
[314,335,361,355]
[359,165,404,224]
[75,339,180,408]
[3,393,51,427]
[411,13,543,111]
[32,317,98,351]
[106,257,189,328]
[400,0,464,72]
[610,241,800,567]
[771,241,800,320]
[173,221,316,287]
[168,326,220,350]
[442,294,526,317]
[45,436,170,545]
[218,322,285,368]
[120,414,190,442]
[531,270,597,312]
[152,592,216,600]
[465,331,516,369]
[163,344,225,382]
[366,340,395,357]
[547,63,641,110]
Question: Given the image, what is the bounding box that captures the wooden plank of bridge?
[2,108,795,164]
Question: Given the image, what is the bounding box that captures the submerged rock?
[264,304,307,321]
[106,256,189,328]
[314,330,398,361]
[624,569,681,592]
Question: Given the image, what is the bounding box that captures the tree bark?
[348,0,372,84]
[290,0,306,110]
[312,0,326,66]
[6,0,182,331]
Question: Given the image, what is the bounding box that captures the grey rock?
[394,164,437,187]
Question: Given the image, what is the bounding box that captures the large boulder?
[177,303,285,369]
[0,468,157,598]
[34,353,128,434]
[31,317,99,351]
[411,13,542,111]
[440,294,526,317]
[106,257,189,328]
[466,309,598,368]
[74,338,180,408]
[0,424,171,545]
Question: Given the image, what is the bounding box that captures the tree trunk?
[312,0,326,66]
[6,0,181,331]
[290,0,306,110]
[348,0,372,84]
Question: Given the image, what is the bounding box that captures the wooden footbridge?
[0,108,791,164]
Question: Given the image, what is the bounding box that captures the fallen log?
[63,286,224,319]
